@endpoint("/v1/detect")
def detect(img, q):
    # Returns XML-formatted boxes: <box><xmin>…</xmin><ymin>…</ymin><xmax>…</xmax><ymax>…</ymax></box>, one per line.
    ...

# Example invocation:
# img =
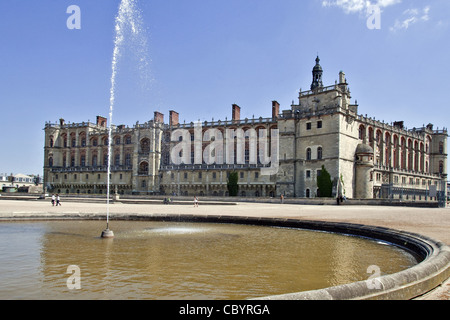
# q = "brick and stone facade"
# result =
<box><xmin>43</xmin><ymin>57</ymin><xmax>448</xmax><ymax>200</ymax></box>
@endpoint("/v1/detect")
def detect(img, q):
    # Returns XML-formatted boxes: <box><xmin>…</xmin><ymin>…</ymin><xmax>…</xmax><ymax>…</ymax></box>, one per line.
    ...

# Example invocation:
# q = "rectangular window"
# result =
<box><xmin>240</xmin><ymin>172</ymin><xmax>244</xmax><ymax>179</ymax></box>
<box><xmin>255</xmin><ymin>172</ymin><xmax>259</xmax><ymax>179</ymax></box>
<box><xmin>212</xmin><ymin>172</ymin><xmax>217</xmax><ymax>179</ymax></box>
<box><xmin>317</xmin><ymin>121</ymin><xmax>322</xmax><ymax>129</ymax></box>
<box><xmin>306</xmin><ymin>122</ymin><xmax>312</xmax><ymax>130</ymax></box>
<box><xmin>306</xmin><ymin>170</ymin><xmax>311</xmax><ymax>178</ymax></box>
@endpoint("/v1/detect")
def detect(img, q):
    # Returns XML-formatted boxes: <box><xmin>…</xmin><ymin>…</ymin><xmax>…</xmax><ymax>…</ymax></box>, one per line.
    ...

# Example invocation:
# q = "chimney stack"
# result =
<box><xmin>169</xmin><ymin>110</ymin><xmax>179</xmax><ymax>126</ymax></box>
<box><xmin>96</xmin><ymin>116</ymin><xmax>107</xmax><ymax>128</ymax></box>
<box><xmin>272</xmin><ymin>101</ymin><xmax>280</xmax><ymax>119</ymax></box>
<box><xmin>154</xmin><ymin>111</ymin><xmax>164</xmax><ymax>123</ymax></box>
<box><xmin>232</xmin><ymin>104</ymin><xmax>240</xmax><ymax>122</ymax></box>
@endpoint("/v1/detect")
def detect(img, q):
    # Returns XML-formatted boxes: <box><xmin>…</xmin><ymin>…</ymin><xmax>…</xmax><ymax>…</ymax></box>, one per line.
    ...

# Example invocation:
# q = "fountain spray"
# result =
<box><xmin>102</xmin><ymin>0</ymin><xmax>144</xmax><ymax>238</ymax></box>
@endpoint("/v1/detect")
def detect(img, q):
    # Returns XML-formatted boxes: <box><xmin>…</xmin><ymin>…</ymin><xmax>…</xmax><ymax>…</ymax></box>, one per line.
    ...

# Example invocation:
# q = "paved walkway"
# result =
<box><xmin>0</xmin><ymin>199</ymin><xmax>448</xmax><ymax>299</ymax></box>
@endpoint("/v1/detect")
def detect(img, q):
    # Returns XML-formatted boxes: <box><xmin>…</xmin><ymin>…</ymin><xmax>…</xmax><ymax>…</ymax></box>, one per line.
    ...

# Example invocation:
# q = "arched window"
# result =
<box><xmin>439</xmin><ymin>161</ymin><xmax>444</xmax><ymax>174</ymax></box>
<box><xmin>306</xmin><ymin>189</ymin><xmax>310</xmax><ymax>198</ymax></box>
<box><xmin>80</xmin><ymin>155</ymin><xmax>86</xmax><ymax>167</ymax></box>
<box><xmin>140</xmin><ymin>138</ymin><xmax>150</xmax><ymax>154</ymax></box>
<box><xmin>92</xmin><ymin>155</ymin><xmax>98</xmax><ymax>167</ymax></box>
<box><xmin>401</xmin><ymin>138</ymin><xmax>406</xmax><ymax>169</ymax></box>
<box><xmin>358</xmin><ymin>125</ymin><xmax>366</xmax><ymax>140</ymax></box>
<box><xmin>306</xmin><ymin>148</ymin><xmax>312</xmax><ymax>160</ymax></box>
<box><xmin>49</xmin><ymin>138</ymin><xmax>54</xmax><ymax>148</ymax></box>
<box><xmin>125</xmin><ymin>153</ymin><xmax>131</xmax><ymax>166</ymax></box>
<box><xmin>439</xmin><ymin>142</ymin><xmax>444</xmax><ymax>154</ymax></box>
<box><xmin>114</xmin><ymin>154</ymin><xmax>120</xmax><ymax>166</ymax></box>
<box><xmin>139</xmin><ymin>161</ymin><xmax>149</xmax><ymax>175</ymax></box>
<box><xmin>317</xmin><ymin>147</ymin><xmax>323</xmax><ymax>160</ymax></box>
<box><xmin>408</xmin><ymin>139</ymin><xmax>413</xmax><ymax>169</ymax></box>
<box><xmin>368</xmin><ymin>127</ymin><xmax>374</xmax><ymax>143</ymax></box>
<box><xmin>48</xmin><ymin>157</ymin><xmax>53</xmax><ymax>167</ymax></box>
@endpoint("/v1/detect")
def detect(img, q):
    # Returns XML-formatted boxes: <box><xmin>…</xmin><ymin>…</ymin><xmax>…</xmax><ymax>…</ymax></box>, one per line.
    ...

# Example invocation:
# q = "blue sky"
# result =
<box><xmin>0</xmin><ymin>0</ymin><xmax>449</xmax><ymax>175</ymax></box>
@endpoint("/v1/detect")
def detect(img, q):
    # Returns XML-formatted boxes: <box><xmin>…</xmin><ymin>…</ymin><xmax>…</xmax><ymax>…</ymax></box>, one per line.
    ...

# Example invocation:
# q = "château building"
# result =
<box><xmin>43</xmin><ymin>57</ymin><xmax>448</xmax><ymax>201</ymax></box>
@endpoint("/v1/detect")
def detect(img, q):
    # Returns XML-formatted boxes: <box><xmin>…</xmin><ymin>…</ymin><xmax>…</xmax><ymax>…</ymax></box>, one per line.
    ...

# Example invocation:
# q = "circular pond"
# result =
<box><xmin>0</xmin><ymin>219</ymin><xmax>419</xmax><ymax>299</ymax></box>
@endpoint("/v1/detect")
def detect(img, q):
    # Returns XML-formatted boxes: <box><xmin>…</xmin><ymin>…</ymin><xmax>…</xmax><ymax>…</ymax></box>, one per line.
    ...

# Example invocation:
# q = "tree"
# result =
<box><xmin>227</xmin><ymin>172</ymin><xmax>239</xmax><ymax>196</ymax></box>
<box><xmin>317</xmin><ymin>165</ymin><xmax>332</xmax><ymax>197</ymax></box>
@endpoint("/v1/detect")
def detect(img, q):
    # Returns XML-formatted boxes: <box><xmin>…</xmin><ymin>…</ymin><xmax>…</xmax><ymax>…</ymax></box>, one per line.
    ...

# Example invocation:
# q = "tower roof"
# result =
<box><xmin>356</xmin><ymin>143</ymin><xmax>374</xmax><ymax>154</ymax></box>
<box><xmin>311</xmin><ymin>56</ymin><xmax>324</xmax><ymax>90</ymax></box>
<box><xmin>313</xmin><ymin>56</ymin><xmax>323</xmax><ymax>72</ymax></box>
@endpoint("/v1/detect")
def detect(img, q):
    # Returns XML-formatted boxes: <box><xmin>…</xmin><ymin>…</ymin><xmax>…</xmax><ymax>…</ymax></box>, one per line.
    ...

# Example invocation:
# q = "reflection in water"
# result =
<box><xmin>0</xmin><ymin>221</ymin><xmax>417</xmax><ymax>300</ymax></box>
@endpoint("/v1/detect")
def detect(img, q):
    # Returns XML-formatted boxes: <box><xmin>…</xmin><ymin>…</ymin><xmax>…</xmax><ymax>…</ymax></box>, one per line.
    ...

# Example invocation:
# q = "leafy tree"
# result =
<box><xmin>227</xmin><ymin>171</ymin><xmax>239</xmax><ymax>196</ymax></box>
<box><xmin>317</xmin><ymin>165</ymin><xmax>332</xmax><ymax>197</ymax></box>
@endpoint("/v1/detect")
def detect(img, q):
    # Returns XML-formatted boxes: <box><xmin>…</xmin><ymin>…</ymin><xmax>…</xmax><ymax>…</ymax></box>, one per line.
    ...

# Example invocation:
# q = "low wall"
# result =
<box><xmin>0</xmin><ymin>193</ymin><xmax>441</xmax><ymax>208</ymax></box>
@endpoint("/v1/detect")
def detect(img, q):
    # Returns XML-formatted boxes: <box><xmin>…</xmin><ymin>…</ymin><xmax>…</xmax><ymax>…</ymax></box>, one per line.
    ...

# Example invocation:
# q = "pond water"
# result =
<box><xmin>0</xmin><ymin>220</ymin><xmax>418</xmax><ymax>300</ymax></box>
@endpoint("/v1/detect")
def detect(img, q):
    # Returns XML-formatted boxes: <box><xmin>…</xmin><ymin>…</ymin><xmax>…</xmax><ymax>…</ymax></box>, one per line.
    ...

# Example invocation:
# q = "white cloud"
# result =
<box><xmin>321</xmin><ymin>0</ymin><xmax>401</xmax><ymax>15</ymax></box>
<box><xmin>390</xmin><ymin>6</ymin><xmax>431</xmax><ymax>32</ymax></box>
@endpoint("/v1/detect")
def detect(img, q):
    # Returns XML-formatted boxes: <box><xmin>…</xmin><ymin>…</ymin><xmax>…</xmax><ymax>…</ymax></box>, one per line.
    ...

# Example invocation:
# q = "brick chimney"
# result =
<box><xmin>169</xmin><ymin>110</ymin><xmax>179</xmax><ymax>126</ymax></box>
<box><xmin>154</xmin><ymin>111</ymin><xmax>164</xmax><ymax>123</ymax></box>
<box><xmin>232</xmin><ymin>104</ymin><xmax>240</xmax><ymax>122</ymax></box>
<box><xmin>96</xmin><ymin>116</ymin><xmax>107</xmax><ymax>128</ymax></box>
<box><xmin>272</xmin><ymin>101</ymin><xmax>280</xmax><ymax>119</ymax></box>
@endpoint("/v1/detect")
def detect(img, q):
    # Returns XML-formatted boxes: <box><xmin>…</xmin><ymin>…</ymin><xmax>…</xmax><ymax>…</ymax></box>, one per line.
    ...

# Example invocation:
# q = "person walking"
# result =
<box><xmin>56</xmin><ymin>194</ymin><xmax>61</xmax><ymax>206</ymax></box>
<box><xmin>194</xmin><ymin>196</ymin><xmax>199</xmax><ymax>207</ymax></box>
<box><xmin>51</xmin><ymin>194</ymin><xmax>55</xmax><ymax>206</ymax></box>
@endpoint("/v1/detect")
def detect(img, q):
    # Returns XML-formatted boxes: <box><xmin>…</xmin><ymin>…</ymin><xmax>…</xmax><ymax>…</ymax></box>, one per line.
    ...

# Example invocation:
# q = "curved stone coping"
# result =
<box><xmin>2</xmin><ymin>213</ymin><xmax>449</xmax><ymax>300</ymax></box>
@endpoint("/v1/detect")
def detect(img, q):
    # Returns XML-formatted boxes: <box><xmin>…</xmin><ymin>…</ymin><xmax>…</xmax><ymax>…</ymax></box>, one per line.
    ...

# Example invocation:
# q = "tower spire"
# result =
<box><xmin>311</xmin><ymin>55</ymin><xmax>324</xmax><ymax>91</ymax></box>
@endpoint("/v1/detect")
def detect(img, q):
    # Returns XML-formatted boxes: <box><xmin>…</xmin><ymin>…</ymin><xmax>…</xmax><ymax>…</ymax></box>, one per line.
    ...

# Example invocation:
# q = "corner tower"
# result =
<box><xmin>355</xmin><ymin>142</ymin><xmax>374</xmax><ymax>199</ymax></box>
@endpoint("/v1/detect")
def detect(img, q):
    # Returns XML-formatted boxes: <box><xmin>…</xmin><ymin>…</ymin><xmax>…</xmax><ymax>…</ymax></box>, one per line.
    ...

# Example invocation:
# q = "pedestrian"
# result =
<box><xmin>51</xmin><ymin>194</ymin><xmax>55</xmax><ymax>206</ymax></box>
<box><xmin>56</xmin><ymin>194</ymin><xmax>61</xmax><ymax>206</ymax></box>
<box><xmin>194</xmin><ymin>196</ymin><xmax>198</xmax><ymax>207</ymax></box>
<box><xmin>280</xmin><ymin>194</ymin><xmax>284</xmax><ymax>204</ymax></box>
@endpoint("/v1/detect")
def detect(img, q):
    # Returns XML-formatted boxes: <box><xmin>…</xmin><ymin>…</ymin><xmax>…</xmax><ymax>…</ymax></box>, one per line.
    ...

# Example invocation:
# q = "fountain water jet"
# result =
<box><xmin>102</xmin><ymin>0</ymin><xmax>148</xmax><ymax>238</ymax></box>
